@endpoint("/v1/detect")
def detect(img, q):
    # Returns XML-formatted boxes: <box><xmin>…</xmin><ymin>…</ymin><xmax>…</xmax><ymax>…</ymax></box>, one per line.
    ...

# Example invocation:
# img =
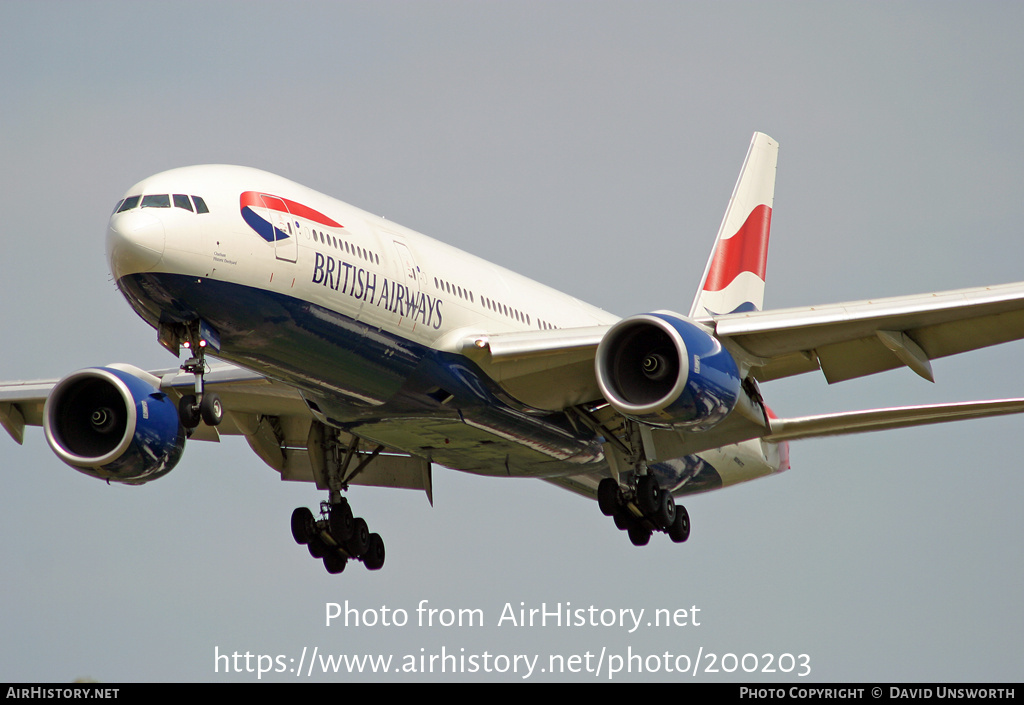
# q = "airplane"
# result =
<box><xmin>5</xmin><ymin>131</ymin><xmax>1024</xmax><ymax>576</ymax></box>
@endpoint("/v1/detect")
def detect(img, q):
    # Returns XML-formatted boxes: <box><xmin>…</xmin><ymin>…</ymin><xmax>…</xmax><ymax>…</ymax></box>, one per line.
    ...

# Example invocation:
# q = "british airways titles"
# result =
<box><xmin>311</xmin><ymin>251</ymin><xmax>444</xmax><ymax>329</ymax></box>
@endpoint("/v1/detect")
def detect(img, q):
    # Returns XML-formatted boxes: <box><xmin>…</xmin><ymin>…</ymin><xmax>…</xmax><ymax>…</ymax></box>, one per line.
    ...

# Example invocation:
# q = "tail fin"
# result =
<box><xmin>689</xmin><ymin>132</ymin><xmax>778</xmax><ymax>317</ymax></box>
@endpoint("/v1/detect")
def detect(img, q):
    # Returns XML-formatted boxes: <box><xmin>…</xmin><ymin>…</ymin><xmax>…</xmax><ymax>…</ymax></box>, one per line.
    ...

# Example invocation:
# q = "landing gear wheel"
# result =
<box><xmin>668</xmin><ymin>505</ymin><xmax>690</xmax><ymax>543</ymax></box>
<box><xmin>654</xmin><ymin>490</ymin><xmax>676</xmax><ymax>530</ymax></box>
<box><xmin>346</xmin><ymin>517</ymin><xmax>370</xmax><ymax>558</ymax></box>
<box><xmin>323</xmin><ymin>551</ymin><xmax>347</xmax><ymax>574</ymax></box>
<box><xmin>308</xmin><ymin>537</ymin><xmax>329</xmax><ymax>559</ymax></box>
<box><xmin>627</xmin><ymin>523</ymin><xmax>652</xmax><ymax>546</ymax></box>
<box><xmin>328</xmin><ymin>500</ymin><xmax>354</xmax><ymax>541</ymax></box>
<box><xmin>636</xmin><ymin>475</ymin><xmax>660</xmax><ymax>514</ymax></box>
<box><xmin>364</xmin><ymin>533</ymin><xmax>386</xmax><ymax>570</ymax></box>
<box><xmin>178</xmin><ymin>395</ymin><xmax>200</xmax><ymax>429</ymax></box>
<box><xmin>598</xmin><ymin>478</ymin><xmax>620</xmax><ymax>516</ymax></box>
<box><xmin>613</xmin><ymin>509</ymin><xmax>632</xmax><ymax>531</ymax></box>
<box><xmin>199</xmin><ymin>392</ymin><xmax>223</xmax><ymax>426</ymax></box>
<box><xmin>290</xmin><ymin>507</ymin><xmax>316</xmax><ymax>545</ymax></box>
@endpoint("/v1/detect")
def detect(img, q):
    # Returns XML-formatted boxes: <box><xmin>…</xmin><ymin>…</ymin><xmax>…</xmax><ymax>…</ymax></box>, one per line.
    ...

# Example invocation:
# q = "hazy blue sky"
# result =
<box><xmin>1</xmin><ymin>1</ymin><xmax>1022</xmax><ymax>682</ymax></box>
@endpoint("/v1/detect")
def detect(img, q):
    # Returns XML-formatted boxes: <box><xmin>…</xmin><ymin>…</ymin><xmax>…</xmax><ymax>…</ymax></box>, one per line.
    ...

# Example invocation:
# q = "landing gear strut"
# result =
<box><xmin>598</xmin><ymin>475</ymin><xmax>690</xmax><ymax>547</ymax></box>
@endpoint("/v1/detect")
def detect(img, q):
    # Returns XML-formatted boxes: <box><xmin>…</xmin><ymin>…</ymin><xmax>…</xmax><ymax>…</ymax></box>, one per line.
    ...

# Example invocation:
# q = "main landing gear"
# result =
<box><xmin>598</xmin><ymin>475</ymin><xmax>690</xmax><ymax>547</ymax></box>
<box><xmin>290</xmin><ymin>500</ymin><xmax>385</xmax><ymax>574</ymax></box>
<box><xmin>290</xmin><ymin>434</ymin><xmax>387</xmax><ymax>575</ymax></box>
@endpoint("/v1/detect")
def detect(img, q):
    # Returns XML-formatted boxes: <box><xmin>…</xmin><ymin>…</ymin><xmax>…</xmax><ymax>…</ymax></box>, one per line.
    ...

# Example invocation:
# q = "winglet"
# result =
<box><xmin>690</xmin><ymin>132</ymin><xmax>778</xmax><ymax>317</ymax></box>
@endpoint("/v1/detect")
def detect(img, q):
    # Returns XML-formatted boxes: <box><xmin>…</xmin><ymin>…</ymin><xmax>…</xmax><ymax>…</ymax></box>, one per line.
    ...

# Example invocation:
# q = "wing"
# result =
<box><xmin>455</xmin><ymin>326</ymin><xmax>608</xmax><ymax>410</ymax></box>
<box><xmin>0</xmin><ymin>363</ymin><xmax>432</xmax><ymax>497</ymax></box>
<box><xmin>460</xmin><ymin>279</ymin><xmax>1024</xmax><ymax>411</ymax></box>
<box><xmin>452</xmin><ymin>277</ymin><xmax>1024</xmax><ymax>463</ymax></box>
<box><xmin>458</xmin><ymin>132</ymin><xmax>1024</xmax><ymax>403</ymax></box>
<box><xmin>705</xmin><ymin>279</ymin><xmax>1024</xmax><ymax>383</ymax></box>
<box><xmin>0</xmin><ymin>362</ymin><xmax>311</xmax><ymax>443</ymax></box>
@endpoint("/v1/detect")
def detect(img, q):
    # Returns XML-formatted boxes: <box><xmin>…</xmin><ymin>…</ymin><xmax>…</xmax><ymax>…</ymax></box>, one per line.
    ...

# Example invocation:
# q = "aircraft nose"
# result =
<box><xmin>107</xmin><ymin>210</ymin><xmax>165</xmax><ymax>278</ymax></box>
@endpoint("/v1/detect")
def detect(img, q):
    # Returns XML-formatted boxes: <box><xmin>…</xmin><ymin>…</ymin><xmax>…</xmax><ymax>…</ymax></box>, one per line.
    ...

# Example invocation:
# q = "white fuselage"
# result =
<box><xmin>107</xmin><ymin>165</ymin><xmax>785</xmax><ymax>495</ymax></box>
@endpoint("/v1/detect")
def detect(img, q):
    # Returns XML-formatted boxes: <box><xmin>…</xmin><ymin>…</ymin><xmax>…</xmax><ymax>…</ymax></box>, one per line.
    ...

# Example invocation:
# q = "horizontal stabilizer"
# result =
<box><xmin>765</xmin><ymin>397</ymin><xmax>1024</xmax><ymax>442</ymax></box>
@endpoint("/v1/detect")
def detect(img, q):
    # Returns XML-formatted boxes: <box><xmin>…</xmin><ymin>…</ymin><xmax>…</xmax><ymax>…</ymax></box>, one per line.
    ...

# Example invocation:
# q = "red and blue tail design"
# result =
<box><xmin>690</xmin><ymin>133</ymin><xmax>778</xmax><ymax>317</ymax></box>
<box><xmin>240</xmin><ymin>190</ymin><xmax>342</xmax><ymax>243</ymax></box>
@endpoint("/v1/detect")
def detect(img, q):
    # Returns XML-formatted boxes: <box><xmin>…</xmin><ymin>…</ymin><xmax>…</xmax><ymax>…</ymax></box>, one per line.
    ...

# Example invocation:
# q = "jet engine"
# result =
<box><xmin>595</xmin><ymin>313</ymin><xmax>741</xmax><ymax>429</ymax></box>
<box><xmin>43</xmin><ymin>366</ymin><xmax>186</xmax><ymax>484</ymax></box>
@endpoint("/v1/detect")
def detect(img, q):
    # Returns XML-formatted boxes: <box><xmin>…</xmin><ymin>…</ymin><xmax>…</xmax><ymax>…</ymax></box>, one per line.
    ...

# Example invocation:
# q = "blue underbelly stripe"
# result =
<box><xmin>116</xmin><ymin>272</ymin><xmax>721</xmax><ymax>491</ymax></box>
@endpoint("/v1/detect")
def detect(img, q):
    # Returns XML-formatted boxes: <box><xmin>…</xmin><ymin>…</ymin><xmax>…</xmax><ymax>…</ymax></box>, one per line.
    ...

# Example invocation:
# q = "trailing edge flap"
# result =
<box><xmin>765</xmin><ymin>397</ymin><xmax>1024</xmax><ymax>442</ymax></box>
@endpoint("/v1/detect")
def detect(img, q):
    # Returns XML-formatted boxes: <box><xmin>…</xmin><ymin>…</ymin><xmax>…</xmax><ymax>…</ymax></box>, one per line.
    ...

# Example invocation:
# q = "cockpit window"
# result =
<box><xmin>141</xmin><ymin>194</ymin><xmax>171</xmax><ymax>208</ymax></box>
<box><xmin>114</xmin><ymin>193</ymin><xmax>207</xmax><ymax>214</ymax></box>
<box><xmin>116</xmin><ymin>195</ymin><xmax>141</xmax><ymax>213</ymax></box>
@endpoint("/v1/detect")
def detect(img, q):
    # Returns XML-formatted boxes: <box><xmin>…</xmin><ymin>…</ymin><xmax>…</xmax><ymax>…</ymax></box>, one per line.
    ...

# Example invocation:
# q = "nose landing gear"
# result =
<box><xmin>170</xmin><ymin>320</ymin><xmax>223</xmax><ymax>430</ymax></box>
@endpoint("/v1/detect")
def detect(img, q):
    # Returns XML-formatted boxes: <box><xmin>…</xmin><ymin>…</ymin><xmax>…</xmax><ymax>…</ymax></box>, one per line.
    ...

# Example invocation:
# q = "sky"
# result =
<box><xmin>1</xmin><ymin>1</ymin><xmax>1022</xmax><ymax>683</ymax></box>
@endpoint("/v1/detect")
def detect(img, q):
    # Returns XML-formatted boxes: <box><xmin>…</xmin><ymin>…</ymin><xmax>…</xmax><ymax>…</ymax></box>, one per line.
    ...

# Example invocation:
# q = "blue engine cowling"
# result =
<box><xmin>595</xmin><ymin>313</ymin><xmax>741</xmax><ymax>429</ymax></box>
<box><xmin>43</xmin><ymin>367</ymin><xmax>186</xmax><ymax>484</ymax></box>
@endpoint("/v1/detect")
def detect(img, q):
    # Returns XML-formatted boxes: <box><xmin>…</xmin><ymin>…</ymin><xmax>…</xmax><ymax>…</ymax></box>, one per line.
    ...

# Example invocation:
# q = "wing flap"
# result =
<box><xmin>0</xmin><ymin>403</ymin><xmax>26</xmax><ymax>445</ymax></box>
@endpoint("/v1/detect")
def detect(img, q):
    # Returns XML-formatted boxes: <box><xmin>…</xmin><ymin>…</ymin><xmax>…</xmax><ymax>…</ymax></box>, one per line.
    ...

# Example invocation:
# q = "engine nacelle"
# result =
<box><xmin>43</xmin><ymin>366</ymin><xmax>186</xmax><ymax>484</ymax></box>
<box><xmin>595</xmin><ymin>312</ymin><xmax>741</xmax><ymax>429</ymax></box>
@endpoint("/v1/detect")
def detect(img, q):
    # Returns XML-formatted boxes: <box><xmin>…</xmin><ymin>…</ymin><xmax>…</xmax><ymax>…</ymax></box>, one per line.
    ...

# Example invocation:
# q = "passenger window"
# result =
<box><xmin>141</xmin><ymin>194</ymin><xmax>171</xmax><ymax>208</ymax></box>
<box><xmin>173</xmin><ymin>194</ymin><xmax>193</xmax><ymax>211</ymax></box>
<box><xmin>116</xmin><ymin>196</ymin><xmax>141</xmax><ymax>213</ymax></box>
<box><xmin>192</xmin><ymin>196</ymin><xmax>209</xmax><ymax>214</ymax></box>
